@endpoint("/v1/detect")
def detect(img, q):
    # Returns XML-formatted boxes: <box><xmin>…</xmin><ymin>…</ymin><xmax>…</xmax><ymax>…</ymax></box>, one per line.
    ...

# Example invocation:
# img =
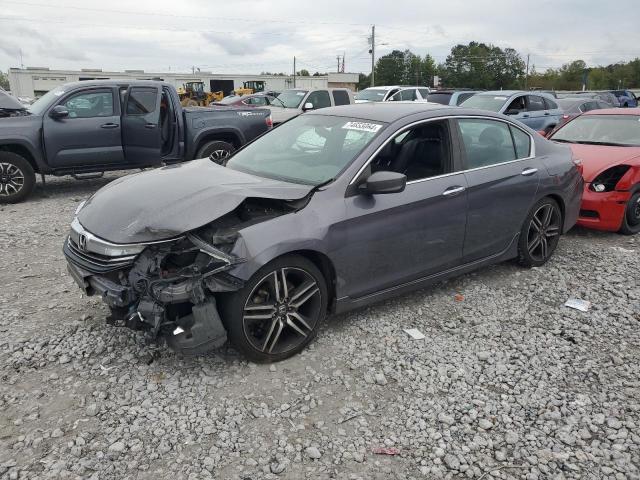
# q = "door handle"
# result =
<box><xmin>521</xmin><ymin>167</ymin><xmax>538</xmax><ymax>176</ymax></box>
<box><xmin>442</xmin><ymin>186</ymin><xmax>466</xmax><ymax>197</ymax></box>
<box><xmin>100</xmin><ymin>123</ymin><xmax>119</xmax><ymax>129</ymax></box>
<box><xmin>522</xmin><ymin>114</ymin><xmax>530</xmax><ymax>118</ymax></box>
<box><xmin>145</xmin><ymin>123</ymin><xmax>157</xmax><ymax>129</ymax></box>
<box><xmin>544</xmin><ymin>112</ymin><xmax>550</xmax><ymax>116</ymax></box>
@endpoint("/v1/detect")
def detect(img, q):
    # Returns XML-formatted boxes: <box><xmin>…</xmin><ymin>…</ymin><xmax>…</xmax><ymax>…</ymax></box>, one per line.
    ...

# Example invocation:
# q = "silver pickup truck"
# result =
<box><xmin>268</xmin><ymin>88</ymin><xmax>354</xmax><ymax>125</ymax></box>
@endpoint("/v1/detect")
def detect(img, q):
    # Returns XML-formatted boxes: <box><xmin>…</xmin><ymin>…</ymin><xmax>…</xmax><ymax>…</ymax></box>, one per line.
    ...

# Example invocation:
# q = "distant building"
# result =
<box><xmin>8</xmin><ymin>67</ymin><xmax>360</xmax><ymax>98</ymax></box>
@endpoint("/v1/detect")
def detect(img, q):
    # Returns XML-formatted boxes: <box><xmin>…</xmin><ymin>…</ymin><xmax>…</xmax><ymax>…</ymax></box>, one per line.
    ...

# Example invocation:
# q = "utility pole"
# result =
<box><xmin>337</xmin><ymin>55</ymin><xmax>341</xmax><ymax>73</ymax></box>
<box><xmin>524</xmin><ymin>54</ymin><xmax>530</xmax><ymax>90</ymax></box>
<box><xmin>293</xmin><ymin>56</ymin><xmax>296</xmax><ymax>88</ymax></box>
<box><xmin>342</xmin><ymin>51</ymin><xmax>345</xmax><ymax>73</ymax></box>
<box><xmin>369</xmin><ymin>25</ymin><xmax>375</xmax><ymax>87</ymax></box>
<box><xmin>19</xmin><ymin>49</ymin><xmax>24</xmax><ymax>69</ymax></box>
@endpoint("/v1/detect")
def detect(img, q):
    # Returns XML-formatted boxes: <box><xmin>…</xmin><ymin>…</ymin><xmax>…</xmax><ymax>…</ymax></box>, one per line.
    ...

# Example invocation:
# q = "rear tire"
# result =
<box><xmin>0</xmin><ymin>151</ymin><xmax>36</xmax><ymax>204</ymax></box>
<box><xmin>517</xmin><ymin>197</ymin><xmax>562</xmax><ymax>267</ymax></box>
<box><xmin>196</xmin><ymin>140</ymin><xmax>236</xmax><ymax>162</ymax></box>
<box><xmin>619</xmin><ymin>188</ymin><xmax>640</xmax><ymax>235</ymax></box>
<box><xmin>219</xmin><ymin>255</ymin><xmax>328</xmax><ymax>363</ymax></box>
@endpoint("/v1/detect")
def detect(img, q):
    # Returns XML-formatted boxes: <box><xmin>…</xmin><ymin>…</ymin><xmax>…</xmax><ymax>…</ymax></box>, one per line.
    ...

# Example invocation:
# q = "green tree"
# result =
<box><xmin>440</xmin><ymin>42</ymin><xmax>525</xmax><ymax>89</ymax></box>
<box><xmin>0</xmin><ymin>71</ymin><xmax>9</xmax><ymax>91</ymax></box>
<box><xmin>356</xmin><ymin>73</ymin><xmax>370</xmax><ymax>91</ymax></box>
<box><xmin>297</xmin><ymin>69</ymin><xmax>310</xmax><ymax>76</ymax></box>
<box><xmin>373</xmin><ymin>50</ymin><xmax>436</xmax><ymax>86</ymax></box>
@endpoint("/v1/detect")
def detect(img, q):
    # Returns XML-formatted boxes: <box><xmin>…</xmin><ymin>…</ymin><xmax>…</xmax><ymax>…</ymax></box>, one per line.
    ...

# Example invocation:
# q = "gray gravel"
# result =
<box><xmin>1</xmin><ymin>173</ymin><xmax>639</xmax><ymax>480</ymax></box>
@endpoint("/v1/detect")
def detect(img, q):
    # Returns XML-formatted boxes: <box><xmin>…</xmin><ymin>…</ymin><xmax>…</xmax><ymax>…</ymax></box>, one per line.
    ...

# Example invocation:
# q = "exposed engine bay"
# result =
<box><xmin>65</xmin><ymin>197</ymin><xmax>302</xmax><ymax>354</ymax></box>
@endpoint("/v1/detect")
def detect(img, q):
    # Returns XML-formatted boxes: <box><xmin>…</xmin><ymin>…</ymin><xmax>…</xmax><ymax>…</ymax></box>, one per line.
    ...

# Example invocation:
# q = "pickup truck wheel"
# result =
<box><xmin>197</xmin><ymin>140</ymin><xmax>236</xmax><ymax>162</ymax></box>
<box><xmin>0</xmin><ymin>151</ymin><xmax>36</xmax><ymax>204</ymax></box>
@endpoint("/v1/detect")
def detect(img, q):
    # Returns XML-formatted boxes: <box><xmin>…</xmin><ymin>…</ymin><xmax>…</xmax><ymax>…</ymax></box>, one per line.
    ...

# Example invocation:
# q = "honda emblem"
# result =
<box><xmin>78</xmin><ymin>234</ymin><xmax>88</xmax><ymax>252</ymax></box>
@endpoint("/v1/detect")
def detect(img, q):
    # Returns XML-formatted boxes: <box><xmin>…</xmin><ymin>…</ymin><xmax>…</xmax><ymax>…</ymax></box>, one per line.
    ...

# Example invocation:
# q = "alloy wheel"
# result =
<box><xmin>630</xmin><ymin>196</ymin><xmax>640</xmax><ymax>226</ymax></box>
<box><xmin>526</xmin><ymin>203</ymin><xmax>561</xmax><ymax>262</ymax></box>
<box><xmin>209</xmin><ymin>149</ymin><xmax>230</xmax><ymax>161</ymax></box>
<box><xmin>242</xmin><ymin>267</ymin><xmax>322</xmax><ymax>355</ymax></box>
<box><xmin>0</xmin><ymin>162</ymin><xmax>25</xmax><ymax>197</ymax></box>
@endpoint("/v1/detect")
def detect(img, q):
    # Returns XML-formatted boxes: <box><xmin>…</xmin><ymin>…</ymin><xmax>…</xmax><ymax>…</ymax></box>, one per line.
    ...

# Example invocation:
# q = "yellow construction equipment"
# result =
<box><xmin>231</xmin><ymin>80</ymin><xmax>266</xmax><ymax>97</ymax></box>
<box><xmin>177</xmin><ymin>81</ymin><xmax>223</xmax><ymax>107</ymax></box>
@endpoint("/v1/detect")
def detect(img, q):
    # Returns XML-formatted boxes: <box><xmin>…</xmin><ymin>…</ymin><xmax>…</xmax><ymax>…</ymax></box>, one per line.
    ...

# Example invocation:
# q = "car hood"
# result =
<box><xmin>267</xmin><ymin>106</ymin><xmax>300</xmax><ymax>123</ymax></box>
<box><xmin>566</xmin><ymin>144</ymin><xmax>640</xmax><ymax>181</ymax></box>
<box><xmin>77</xmin><ymin>159</ymin><xmax>314</xmax><ymax>244</ymax></box>
<box><xmin>0</xmin><ymin>90</ymin><xmax>26</xmax><ymax>110</ymax></box>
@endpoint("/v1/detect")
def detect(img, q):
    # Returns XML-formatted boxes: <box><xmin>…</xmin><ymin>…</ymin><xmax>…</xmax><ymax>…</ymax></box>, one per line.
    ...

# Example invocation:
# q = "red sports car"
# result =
<box><xmin>548</xmin><ymin>108</ymin><xmax>640</xmax><ymax>234</ymax></box>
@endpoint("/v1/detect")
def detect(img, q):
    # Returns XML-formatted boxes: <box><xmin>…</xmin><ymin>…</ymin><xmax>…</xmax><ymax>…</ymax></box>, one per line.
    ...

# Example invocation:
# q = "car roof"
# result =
<box><xmin>583</xmin><ymin>107</ymin><xmax>640</xmax><ymax>116</ymax></box>
<box><xmin>57</xmin><ymin>79</ymin><xmax>172</xmax><ymax>90</ymax></box>
<box><xmin>476</xmin><ymin>90</ymin><xmax>558</xmax><ymax>100</ymax></box>
<box><xmin>305</xmin><ymin>102</ymin><xmax>511</xmax><ymax>123</ymax></box>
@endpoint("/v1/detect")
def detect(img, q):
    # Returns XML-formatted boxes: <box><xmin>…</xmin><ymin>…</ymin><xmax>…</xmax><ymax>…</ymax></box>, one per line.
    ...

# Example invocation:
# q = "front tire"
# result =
<box><xmin>196</xmin><ymin>140</ymin><xmax>236</xmax><ymax>162</ymax></box>
<box><xmin>619</xmin><ymin>189</ymin><xmax>640</xmax><ymax>235</ymax></box>
<box><xmin>0</xmin><ymin>151</ymin><xmax>36</xmax><ymax>204</ymax></box>
<box><xmin>517</xmin><ymin>197</ymin><xmax>562</xmax><ymax>267</ymax></box>
<box><xmin>219</xmin><ymin>255</ymin><xmax>328</xmax><ymax>362</ymax></box>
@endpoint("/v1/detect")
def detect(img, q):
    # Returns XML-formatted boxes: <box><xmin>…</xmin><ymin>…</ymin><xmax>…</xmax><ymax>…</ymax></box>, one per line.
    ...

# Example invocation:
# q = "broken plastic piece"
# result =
<box><xmin>454</xmin><ymin>293</ymin><xmax>464</xmax><ymax>302</ymax></box>
<box><xmin>173</xmin><ymin>326</ymin><xmax>185</xmax><ymax>335</ymax></box>
<box><xmin>564</xmin><ymin>298</ymin><xmax>591</xmax><ymax>312</ymax></box>
<box><xmin>372</xmin><ymin>447</ymin><xmax>400</xmax><ymax>455</ymax></box>
<box><xmin>404</xmin><ymin>328</ymin><xmax>425</xmax><ymax>340</ymax></box>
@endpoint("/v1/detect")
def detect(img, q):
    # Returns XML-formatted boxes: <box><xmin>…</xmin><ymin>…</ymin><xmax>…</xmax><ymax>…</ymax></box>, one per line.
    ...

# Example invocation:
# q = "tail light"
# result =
<box><xmin>562</xmin><ymin>114</ymin><xmax>570</xmax><ymax>119</ymax></box>
<box><xmin>265</xmin><ymin>115</ymin><xmax>273</xmax><ymax>128</ymax></box>
<box><xmin>572</xmin><ymin>158</ymin><xmax>584</xmax><ymax>175</ymax></box>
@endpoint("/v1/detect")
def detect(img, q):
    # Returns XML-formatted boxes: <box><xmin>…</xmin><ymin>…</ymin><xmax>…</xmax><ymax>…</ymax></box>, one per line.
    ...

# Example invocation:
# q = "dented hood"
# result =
<box><xmin>78</xmin><ymin>159</ymin><xmax>313</xmax><ymax>244</ymax></box>
<box><xmin>568</xmin><ymin>144</ymin><xmax>640</xmax><ymax>181</ymax></box>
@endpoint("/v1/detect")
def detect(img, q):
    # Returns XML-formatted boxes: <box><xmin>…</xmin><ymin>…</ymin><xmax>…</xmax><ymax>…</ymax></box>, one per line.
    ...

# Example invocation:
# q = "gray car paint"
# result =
<box><xmin>0</xmin><ymin>80</ymin><xmax>270</xmax><ymax>176</ymax></box>
<box><xmin>71</xmin><ymin>103</ymin><xmax>583</xmax><ymax>318</ymax></box>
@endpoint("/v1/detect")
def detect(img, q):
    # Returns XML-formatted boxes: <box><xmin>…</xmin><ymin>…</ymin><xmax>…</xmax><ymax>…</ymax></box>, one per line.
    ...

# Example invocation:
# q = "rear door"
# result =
<box><xmin>455</xmin><ymin>118</ymin><xmax>539</xmax><ymax>262</ymax></box>
<box><xmin>121</xmin><ymin>85</ymin><xmax>162</xmax><ymax>166</ymax></box>
<box><xmin>43</xmin><ymin>87</ymin><xmax>125</xmax><ymax>168</ymax></box>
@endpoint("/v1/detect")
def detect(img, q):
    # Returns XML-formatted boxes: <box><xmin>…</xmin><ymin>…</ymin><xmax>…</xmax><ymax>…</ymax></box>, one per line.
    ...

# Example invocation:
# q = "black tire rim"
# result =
<box><xmin>242</xmin><ymin>267</ymin><xmax>321</xmax><ymax>355</ymax></box>
<box><xmin>527</xmin><ymin>203</ymin><xmax>561</xmax><ymax>262</ymax></box>
<box><xmin>209</xmin><ymin>149</ymin><xmax>231</xmax><ymax>161</ymax></box>
<box><xmin>628</xmin><ymin>195</ymin><xmax>640</xmax><ymax>226</ymax></box>
<box><xmin>0</xmin><ymin>162</ymin><xmax>25</xmax><ymax>197</ymax></box>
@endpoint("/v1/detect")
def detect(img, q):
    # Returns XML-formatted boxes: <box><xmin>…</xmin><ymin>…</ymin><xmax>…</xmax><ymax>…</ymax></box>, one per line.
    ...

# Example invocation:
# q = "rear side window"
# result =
<box><xmin>126</xmin><ymin>87</ymin><xmax>157</xmax><ymax>115</ymax></box>
<box><xmin>332</xmin><ymin>90</ymin><xmax>350</xmax><ymax>106</ymax></box>
<box><xmin>457</xmin><ymin>118</ymin><xmax>517</xmax><ymax>169</ymax></box>
<box><xmin>527</xmin><ymin>95</ymin><xmax>546</xmax><ymax>111</ymax></box>
<box><xmin>306</xmin><ymin>90</ymin><xmax>331</xmax><ymax>109</ymax></box>
<box><xmin>544</xmin><ymin>97</ymin><xmax>558</xmax><ymax>110</ymax></box>
<box><xmin>418</xmin><ymin>88</ymin><xmax>430</xmax><ymax>98</ymax></box>
<box><xmin>510</xmin><ymin>125</ymin><xmax>531</xmax><ymax>158</ymax></box>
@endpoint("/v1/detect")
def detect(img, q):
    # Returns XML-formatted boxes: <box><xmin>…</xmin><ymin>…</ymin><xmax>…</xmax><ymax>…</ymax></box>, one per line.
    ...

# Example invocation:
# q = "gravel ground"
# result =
<box><xmin>1</xmin><ymin>173</ymin><xmax>639</xmax><ymax>480</ymax></box>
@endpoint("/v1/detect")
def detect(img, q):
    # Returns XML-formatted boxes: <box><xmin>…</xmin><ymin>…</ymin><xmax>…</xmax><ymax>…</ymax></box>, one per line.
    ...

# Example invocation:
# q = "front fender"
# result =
<box><xmin>0</xmin><ymin>136</ymin><xmax>47</xmax><ymax>172</ymax></box>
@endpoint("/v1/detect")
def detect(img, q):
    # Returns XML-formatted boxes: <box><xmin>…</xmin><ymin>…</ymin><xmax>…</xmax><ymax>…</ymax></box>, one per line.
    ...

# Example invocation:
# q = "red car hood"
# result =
<box><xmin>567</xmin><ymin>144</ymin><xmax>640</xmax><ymax>181</ymax></box>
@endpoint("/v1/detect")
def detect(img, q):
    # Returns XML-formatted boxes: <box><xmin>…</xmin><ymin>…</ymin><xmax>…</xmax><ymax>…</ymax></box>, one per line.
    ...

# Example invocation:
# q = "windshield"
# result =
<box><xmin>460</xmin><ymin>94</ymin><xmax>509</xmax><ymax>112</ymax></box>
<box><xmin>218</xmin><ymin>95</ymin><xmax>242</xmax><ymax>104</ymax></box>
<box><xmin>354</xmin><ymin>89</ymin><xmax>388</xmax><ymax>102</ymax></box>
<box><xmin>426</xmin><ymin>93</ymin><xmax>453</xmax><ymax>105</ymax></box>
<box><xmin>550</xmin><ymin>115</ymin><xmax>640</xmax><ymax>146</ymax></box>
<box><xmin>226</xmin><ymin>114</ymin><xmax>385</xmax><ymax>185</ymax></box>
<box><xmin>274</xmin><ymin>90</ymin><xmax>307</xmax><ymax>108</ymax></box>
<box><xmin>27</xmin><ymin>87</ymin><xmax>66</xmax><ymax>115</ymax></box>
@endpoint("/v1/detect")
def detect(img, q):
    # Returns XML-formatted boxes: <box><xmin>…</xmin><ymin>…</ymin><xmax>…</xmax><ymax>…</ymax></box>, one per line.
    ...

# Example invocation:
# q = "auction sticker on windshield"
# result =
<box><xmin>342</xmin><ymin>121</ymin><xmax>383</xmax><ymax>133</ymax></box>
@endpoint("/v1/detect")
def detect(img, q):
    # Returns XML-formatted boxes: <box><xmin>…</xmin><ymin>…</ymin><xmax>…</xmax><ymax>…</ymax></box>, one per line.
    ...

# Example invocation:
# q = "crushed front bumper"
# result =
<box><xmin>577</xmin><ymin>186</ymin><xmax>630</xmax><ymax>232</ymax></box>
<box><xmin>64</xmin><ymin>229</ymin><xmax>244</xmax><ymax>355</ymax></box>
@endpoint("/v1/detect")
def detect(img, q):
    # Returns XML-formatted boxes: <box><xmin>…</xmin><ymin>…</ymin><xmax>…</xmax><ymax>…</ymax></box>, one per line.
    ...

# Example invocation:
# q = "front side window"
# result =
<box><xmin>505</xmin><ymin>96</ymin><xmax>526</xmax><ymax>113</ymax></box>
<box><xmin>544</xmin><ymin>97</ymin><xmax>558</xmax><ymax>110</ymax></box>
<box><xmin>126</xmin><ymin>87</ymin><xmax>157</xmax><ymax>115</ymax></box>
<box><xmin>226</xmin><ymin>115</ymin><xmax>384</xmax><ymax>185</ymax></box>
<box><xmin>306</xmin><ymin>91</ymin><xmax>331</xmax><ymax>109</ymax></box>
<box><xmin>63</xmin><ymin>90</ymin><xmax>114</xmax><ymax>118</ymax></box>
<box><xmin>354</xmin><ymin>88</ymin><xmax>387</xmax><ymax>102</ymax></box>
<box><xmin>400</xmin><ymin>89</ymin><xmax>417</xmax><ymax>101</ymax></box>
<box><xmin>368</xmin><ymin>120</ymin><xmax>451</xmax><ymax>182</ymax></box>
<box><xmin>458</xmin><ymin>119</ymin><xmax>518</xmax><ymax>169</ymax></box>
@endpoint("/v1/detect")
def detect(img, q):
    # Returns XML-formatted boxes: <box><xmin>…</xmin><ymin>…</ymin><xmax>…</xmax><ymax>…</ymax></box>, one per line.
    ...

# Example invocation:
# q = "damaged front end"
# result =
<box><xmin>64</xmin><ymin>197</ymin><xmax>300</xmax><ymax>354</ymax></box>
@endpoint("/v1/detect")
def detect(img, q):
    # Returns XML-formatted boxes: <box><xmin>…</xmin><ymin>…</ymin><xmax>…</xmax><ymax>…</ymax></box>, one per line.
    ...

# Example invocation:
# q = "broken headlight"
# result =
<box><xmin>589</xmin><ymin>165</ymin><xmax>630</xmax><ymax>192</ymax></box>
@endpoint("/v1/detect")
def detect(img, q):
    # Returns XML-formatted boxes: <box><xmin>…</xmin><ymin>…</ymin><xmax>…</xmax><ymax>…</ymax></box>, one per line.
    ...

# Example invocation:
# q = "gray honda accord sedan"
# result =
<box><xmin>64</xmin><ymin>103</ymin><xmax>583</xmax><ymax>362</ymax></box>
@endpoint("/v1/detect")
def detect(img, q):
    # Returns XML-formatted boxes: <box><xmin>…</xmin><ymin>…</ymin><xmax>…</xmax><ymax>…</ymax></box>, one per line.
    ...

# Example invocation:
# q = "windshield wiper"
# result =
<box><xmin>574</xmin><ymin>140</ymin><xmax>633</xmax><ymax>147</ymax></box>
<box><xmin>550</xmin><ymin>138</ymin><xmax>572</xmax><ymax>143</ymax></box>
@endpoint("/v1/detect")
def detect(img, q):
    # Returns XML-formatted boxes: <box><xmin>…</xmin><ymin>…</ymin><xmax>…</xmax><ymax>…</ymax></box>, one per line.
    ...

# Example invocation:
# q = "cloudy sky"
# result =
<box><xmin>1</xmin><ymin>0</ymin><xmax>639</xmax><ymax>75</ymax></box>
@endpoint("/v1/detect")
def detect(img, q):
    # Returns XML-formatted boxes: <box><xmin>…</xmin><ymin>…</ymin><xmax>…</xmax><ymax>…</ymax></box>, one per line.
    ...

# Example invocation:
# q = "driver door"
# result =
<box><xmin>334</xmin><ymin>119</ymin><xmax>468</xmax><ymax>299</ymax></box>
<box><xmin>43</xmin><ymin>87</ymin><xmax>125</xmax><ymax>168</ymax></box>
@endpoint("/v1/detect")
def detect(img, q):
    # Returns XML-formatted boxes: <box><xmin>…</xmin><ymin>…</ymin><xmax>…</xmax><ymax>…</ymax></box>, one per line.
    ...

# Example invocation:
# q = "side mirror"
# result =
<box><xmin>303</xmin><ymin>102</ymin><xmax>314</xmax><ymax>111</ymax></box>
<box><xmin>504</xmin><ymin>109</ymin><xmax>520</xmax><ymax>116</ymax></box>
<box><xmin>359</xmin><ymin>171</ymin><xmax>407</xmax><ymax>195</ymax></box>
<box><xmin>49</xmin><ymin>105</ymin><xmax>69</xmax><ymax>119</ymax></box>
